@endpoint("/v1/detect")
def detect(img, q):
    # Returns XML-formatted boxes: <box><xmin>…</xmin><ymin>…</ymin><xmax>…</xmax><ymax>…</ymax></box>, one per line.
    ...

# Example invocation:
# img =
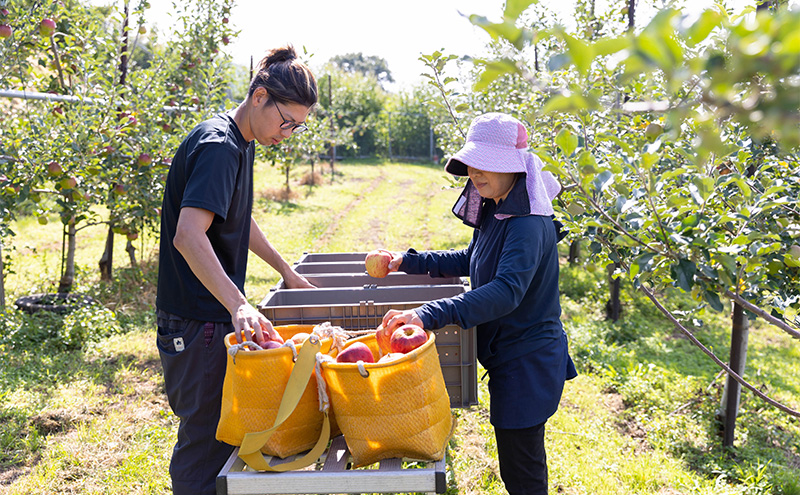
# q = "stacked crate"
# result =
<box><xmin>258</xmin><ymin>252</ymin><xmax>478</xmax><ymax>408</ymax></box>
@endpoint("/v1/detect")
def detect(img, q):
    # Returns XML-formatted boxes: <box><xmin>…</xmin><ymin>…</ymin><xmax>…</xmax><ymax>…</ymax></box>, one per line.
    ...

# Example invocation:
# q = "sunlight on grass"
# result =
<box><xmin>2</xmin><ymin>160</ymin><xmax>798</xmax><ymax>495</ymax></box>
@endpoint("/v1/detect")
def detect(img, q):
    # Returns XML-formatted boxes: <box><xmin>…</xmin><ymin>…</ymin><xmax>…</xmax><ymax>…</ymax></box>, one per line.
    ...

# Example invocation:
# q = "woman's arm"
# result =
<box><xmin>414</xmin><ymin>217</ymin><xmax>546</xmax><ymax>330</ymax></box>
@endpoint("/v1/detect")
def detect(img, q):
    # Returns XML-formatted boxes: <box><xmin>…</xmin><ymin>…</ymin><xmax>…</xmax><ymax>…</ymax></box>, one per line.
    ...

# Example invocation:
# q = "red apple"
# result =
<box><xmin>222</xmin><ymin>17</ymin><xmax>229</xmax><ymax>24</ymax></box>
<box><xmin>260</xmin><ymin>340</ymin><xmax>282</xmax><ymax>350</ymax></box>
<box><xmin>336</xmin><ymin>342</ymin><xmax>374</xmax><ymax>363</ymax></box>
<box><xmin>61</xmin><ymin>176</ymin><xmax>77</xmax><ymax>189</ymax></box>
<box><xmin>126</xmin><ymin>232</ymin><xmax>138</xmax><ymax>241</ymax></box>
<box><xmin>389</xmin><ymin>324</ymin><xmax>427</xmax><ymax>354</ymax></box>
<box><xmin>47</xmin><ymin>161</ymin><xmax>62</xmax><ymax>176</ymax></box>
<box><xmin>190</xmin><ymin>96</ymin><xmax>200</xmax><ymax>106</ymax></box>
<box><xmin>365</xmin><ymin>249</ymin><xmax>392</xmax><ymax>278</ymax></box>
<box><xmin>137</xmin><ymin>153</ymin><xmax>152</xmax><ymax>166</ymax></box>
<box><xmin>289</xmin><ymin>332</ymin><xmax>310</xmax><ymax>345</ymax></box>
<box><xmin>375</xmin><ymin>323</ymin><xmax>396</xmax><ymax>355</ymax></box>
<box><xmin>222</xmin><ymin>36</ymin><xmax>230</xmax><ymax>45</ymax></box>
<box><xmin>1</xmin><ymin>9</ymin><xmax>10</xmax><ymax>17</ymax></box>
<box><xmin>377</xmin><ymin>353</ymin><xmax>405</xmax><ymax>363</ymax></box>
<box><xmin>39</xmin><ymin>18</ymin><xmax>56</xmax><ymax>37</ymax></box>
<box><xmin>0</xmin><ymin>24</ymin><xmax>12</xmax><ymax>38</ymax></box>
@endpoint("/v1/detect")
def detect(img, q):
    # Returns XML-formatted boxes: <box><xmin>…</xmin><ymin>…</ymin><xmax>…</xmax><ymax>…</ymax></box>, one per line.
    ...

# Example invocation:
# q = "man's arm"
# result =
<box><xmin>249</xmin><ymin>216</ymin><xmax>315</xmax><ymax>289</ymax></box>
<box><xmin>173</xmin><ymin>206</ymin><xmax>283</xmax><ymax>344</ymax></box>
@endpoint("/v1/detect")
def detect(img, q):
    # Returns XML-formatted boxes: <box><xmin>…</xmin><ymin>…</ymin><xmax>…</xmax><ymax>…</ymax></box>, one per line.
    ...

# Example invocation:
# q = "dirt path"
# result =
<box><xmin>312</xmin><ymin>172</ymin><xmax>386</xmax><ymax>251</ymax></box>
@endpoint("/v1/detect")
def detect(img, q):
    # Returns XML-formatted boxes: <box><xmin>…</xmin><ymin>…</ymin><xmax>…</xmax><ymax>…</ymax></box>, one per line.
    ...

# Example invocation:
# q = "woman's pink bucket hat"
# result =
<box><xmin>445</xmin><ymin>113</ymin><xmax>561</xmax><ymax>220</ymax></box>
<box><xmin>445</xmin><ymin>113</ymin><xmax>529</xmax><ymax>176</ymax></box>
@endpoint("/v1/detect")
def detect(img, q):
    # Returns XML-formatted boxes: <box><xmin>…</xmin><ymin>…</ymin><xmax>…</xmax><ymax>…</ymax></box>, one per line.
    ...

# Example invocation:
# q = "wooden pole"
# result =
<box><xmin>719</xmin><ymin>301</ymin><xmax>749</xmax><ymax>447</ymax></box>
<box><xmin>328</xmin><ymin>74</ymin><xmax>335</xmax><ymax>183</ymax></box>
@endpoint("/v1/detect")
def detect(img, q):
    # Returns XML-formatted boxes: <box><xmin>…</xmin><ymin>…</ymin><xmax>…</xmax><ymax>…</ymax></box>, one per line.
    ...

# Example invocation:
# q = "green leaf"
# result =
<box><xmin>592</xmin><ymin>36</ymin><xmax>631</xmax><ymax>57</ymax></box>
<box><xmin>673</xmin><ymin>259</ymin><xmax>697</xmax><ymax>292</ymax></box>
<box><xmin>704</xmin><ymin>290</ymin><xmax>724</xmax><ymax>312</ymax></box>
<box><xmin>473</xmin><ymin>59</ymin><xmax>519</xmax><ymax>91</ymax></box>
<box><xmin>503</xmin><ymin>0</ymin><xmax>538</xmax><ymax>21</ymax></box>
<box><xmin>556</xmin><ymin>128</ymin><xmax>579</xmax><ymax>157</ymax></box>
<box><xmin>469</xmin><ymin>15</ymin><xmax>532</xmax><ymax>50</ymax></box>
<box><xmin>686</xmin><ymin>9</ymin><xmax>724</xmax><ymax>47</ymax></box>
<box><xmin>562</xmin><ymin>32</ymin><xmax>592</xmax><ymax>77</ymax></box>
<box><xmin>577</xmin><ymin>151</ymin><xmax>597</xmax><ymax>173</ymax></box>
<box><xmin>593</xmin><ymin>170</ymin><xmax>614</xmax><ymax>194</ymax></box>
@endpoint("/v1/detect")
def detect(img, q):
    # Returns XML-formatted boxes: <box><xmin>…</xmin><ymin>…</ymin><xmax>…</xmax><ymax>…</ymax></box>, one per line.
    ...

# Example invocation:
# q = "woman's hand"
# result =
<box><xmin>382</xmin><ymin>308</ymin><xmax>424</xmax><ymax>332</ymax></box>
<box><xmin>386</xmin><ymin>250</ymin><xmax>404</xmax><ymax>272</ymax></box>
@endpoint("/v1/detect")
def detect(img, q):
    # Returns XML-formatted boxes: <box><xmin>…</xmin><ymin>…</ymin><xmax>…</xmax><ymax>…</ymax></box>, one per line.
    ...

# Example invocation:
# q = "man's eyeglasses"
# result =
<box><xmin>272</xmin><ymin>99</ymin><xmax>308</xmax><ymax>134</ymax></box>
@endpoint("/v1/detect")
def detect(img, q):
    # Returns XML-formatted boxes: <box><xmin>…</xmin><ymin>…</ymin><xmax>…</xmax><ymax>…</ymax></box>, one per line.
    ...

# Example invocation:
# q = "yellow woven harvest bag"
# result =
<box><xmin>216</xmin><ymin>324</ymin><xmax>338</xmax><ymax>471</ymax></box>
<box><xmin>320</xmin><ymin>331</ymin><xmax>455</xmax><ymax>467</ymax></box>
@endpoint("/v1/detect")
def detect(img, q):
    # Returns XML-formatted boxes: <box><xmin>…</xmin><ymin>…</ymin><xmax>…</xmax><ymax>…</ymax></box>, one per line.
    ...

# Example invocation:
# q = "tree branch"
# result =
<box><xmin>724</xmin><ymin>290</ymin><xmax>800</xmax><ymax>341</ymax></box>
<box><xmin>639</xmin><ymin>283</ymin><xmax>800</xmax><ymax>417</ymax></box>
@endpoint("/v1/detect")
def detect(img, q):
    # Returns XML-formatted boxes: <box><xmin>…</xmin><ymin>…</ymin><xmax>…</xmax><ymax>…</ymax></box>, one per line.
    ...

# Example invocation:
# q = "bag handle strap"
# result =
<box><xmin>237</xmin><ymin>335</ymin><xmax>331</xmax><ymax>472</ymax></box>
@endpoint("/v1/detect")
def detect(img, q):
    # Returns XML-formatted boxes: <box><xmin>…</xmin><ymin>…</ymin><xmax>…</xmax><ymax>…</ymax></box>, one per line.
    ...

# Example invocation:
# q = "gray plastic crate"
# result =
<box><xmin>276</xmin><ymin>272</ymin><xmax>465</xmax><ymax>290</ymax></box>
<box><xmin>293</xmin><ymin>262</ymin><xmax>368</xmax><ymax>275</ymax></box>
<box><xmin>258</xmin><ymin>285</ymin><xmax>477</xmax><ymax>408</ymax></box>
<box><xmin>296</xmin><ymin>252</ymin><xmax>369</xmax><ymax>263</ymax></box>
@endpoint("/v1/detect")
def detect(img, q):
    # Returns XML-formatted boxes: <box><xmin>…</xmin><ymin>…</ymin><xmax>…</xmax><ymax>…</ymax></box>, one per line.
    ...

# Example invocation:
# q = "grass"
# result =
<box><xmin>0</xmin><ymin>159</ymin><xmax>798</xmax><ymax>494</ymax></box>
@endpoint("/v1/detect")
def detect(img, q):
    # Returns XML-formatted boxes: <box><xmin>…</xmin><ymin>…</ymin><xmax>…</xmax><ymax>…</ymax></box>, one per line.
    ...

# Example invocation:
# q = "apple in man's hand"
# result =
<box><xmin>365</xmin><ymin>249</ymin><xmax>392</xmax><ymax>278</ymax></box>
<box><xmin>389</xmin><ymin>324</ymin><xmax>427</xmax><ymax>354</ymax></box>
<box><xmin>260</xmin><ymin>340</ymin><xmax>282</xmax><ymax>350</ymax></box>
<box><xmin>336</xmin><ymin>342</ymin><xmax>374</xmax><ymax>363</ymax></box>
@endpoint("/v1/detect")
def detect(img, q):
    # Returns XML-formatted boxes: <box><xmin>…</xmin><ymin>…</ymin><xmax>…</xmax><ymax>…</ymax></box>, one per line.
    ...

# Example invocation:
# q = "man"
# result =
<box><xmin>155</xmin><ymin>46</ymin><xmax>316</xmax><ymax>495</ymax></box>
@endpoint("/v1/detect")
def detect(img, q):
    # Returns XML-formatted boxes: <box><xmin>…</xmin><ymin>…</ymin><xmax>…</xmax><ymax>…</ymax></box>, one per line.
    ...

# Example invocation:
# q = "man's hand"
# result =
<box><xmin>382</xmin><ymin>308</ymin><xmax>424</xmax><ymax>333</ymax></box>
<box><xmin>283</xmin><ymin>269</ymin><xmax>315</xmax><ymax>289</ymax></box>
<box><xmin>232</xmin><ymin>303</ymin><xmax>284</xmax><ymax>345</ymax></box>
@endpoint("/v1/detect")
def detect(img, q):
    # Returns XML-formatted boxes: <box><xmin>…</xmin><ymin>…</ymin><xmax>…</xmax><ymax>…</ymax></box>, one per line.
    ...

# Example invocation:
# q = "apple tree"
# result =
<box><xmin>453</xmin><ymin>0</ymin><xmax>800</xmax><ymax>435</ymax></box>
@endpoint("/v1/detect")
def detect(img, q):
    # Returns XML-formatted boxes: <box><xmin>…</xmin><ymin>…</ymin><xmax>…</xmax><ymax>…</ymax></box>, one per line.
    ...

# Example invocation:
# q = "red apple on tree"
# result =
<box><xmin>222</xmin><ymin>36</ymin><xmax>230</xmax><ymax>45</ymax></box>
<box><xmin>389</xmin><ymin>324</ymin><xmax>428</xmax><ymax>354</ymax></box>
<box><xmin>126</xmin><ymin>232</ymin><xmax>138</xmax><ymax>241</ymax></box>
<box><xmin>47</xmin><ymin>161</ymin><xmax>63</xmax><ymax>176</ymax></box>
<box><xmin>365</xmin><ymin>249</ymin><xmax>393</xmax><ymax>278</ymax></box>
<box><xmin>113</xmin><ymin>183</ymin><xmax>126</xmax><ymax>195</ymax></box>
<box><xmin>39</xmin><ymin>18</ymin><xmax>56</xmax><ymax>37</ymax></box>
<box><xmin>0</xmin><ymin>24</ymin><xmax>12</xmax><ymax>38</ymax></box>
<box><xmin>137</xmin><ymin>153</ymin><xmax>152</xmax><ymax>167</ymax></box>
<box><xmin>336</xmin><ymin>342</ymin><xmax>374</xmax><ymax>363</ymax></box>
<box><xmin>61</xmin><ymin>176</ymin><xmax>78</xmax><ymax>189</ymax></box>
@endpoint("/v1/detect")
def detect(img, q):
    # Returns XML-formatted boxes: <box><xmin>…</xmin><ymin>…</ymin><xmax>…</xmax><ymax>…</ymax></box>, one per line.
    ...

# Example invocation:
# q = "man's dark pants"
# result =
<box><xmin>157</xmin><ymin>310</ymin><xmax>234</xmax><ymax>495</ymax></box>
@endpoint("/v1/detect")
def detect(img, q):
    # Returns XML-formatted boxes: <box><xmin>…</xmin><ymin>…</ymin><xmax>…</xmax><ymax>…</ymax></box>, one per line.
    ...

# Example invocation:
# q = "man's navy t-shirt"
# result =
<box><xmin>156</xmin><ymin>113</ymin><xmax>255</xmax><ymax>322</ymax></box>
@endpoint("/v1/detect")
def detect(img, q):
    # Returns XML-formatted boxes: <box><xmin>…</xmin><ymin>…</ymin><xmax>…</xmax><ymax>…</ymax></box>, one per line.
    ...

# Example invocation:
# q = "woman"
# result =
<box><xmin>381</xmin><ymin>113</ymin><xmax>577</xmax><ymax>495</ymax></box>
<box><xmin>156</xmin><ymin>45</ymin><xmax>316</xmax><ymax>495</ymax></box>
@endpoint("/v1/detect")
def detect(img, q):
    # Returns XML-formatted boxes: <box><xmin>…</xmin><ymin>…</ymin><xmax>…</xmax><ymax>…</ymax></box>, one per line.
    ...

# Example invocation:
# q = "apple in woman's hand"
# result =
<box><xmin>365</xmin><ymin>250</ymin><xmax>392</xmax><ymax>278</ymax></box>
